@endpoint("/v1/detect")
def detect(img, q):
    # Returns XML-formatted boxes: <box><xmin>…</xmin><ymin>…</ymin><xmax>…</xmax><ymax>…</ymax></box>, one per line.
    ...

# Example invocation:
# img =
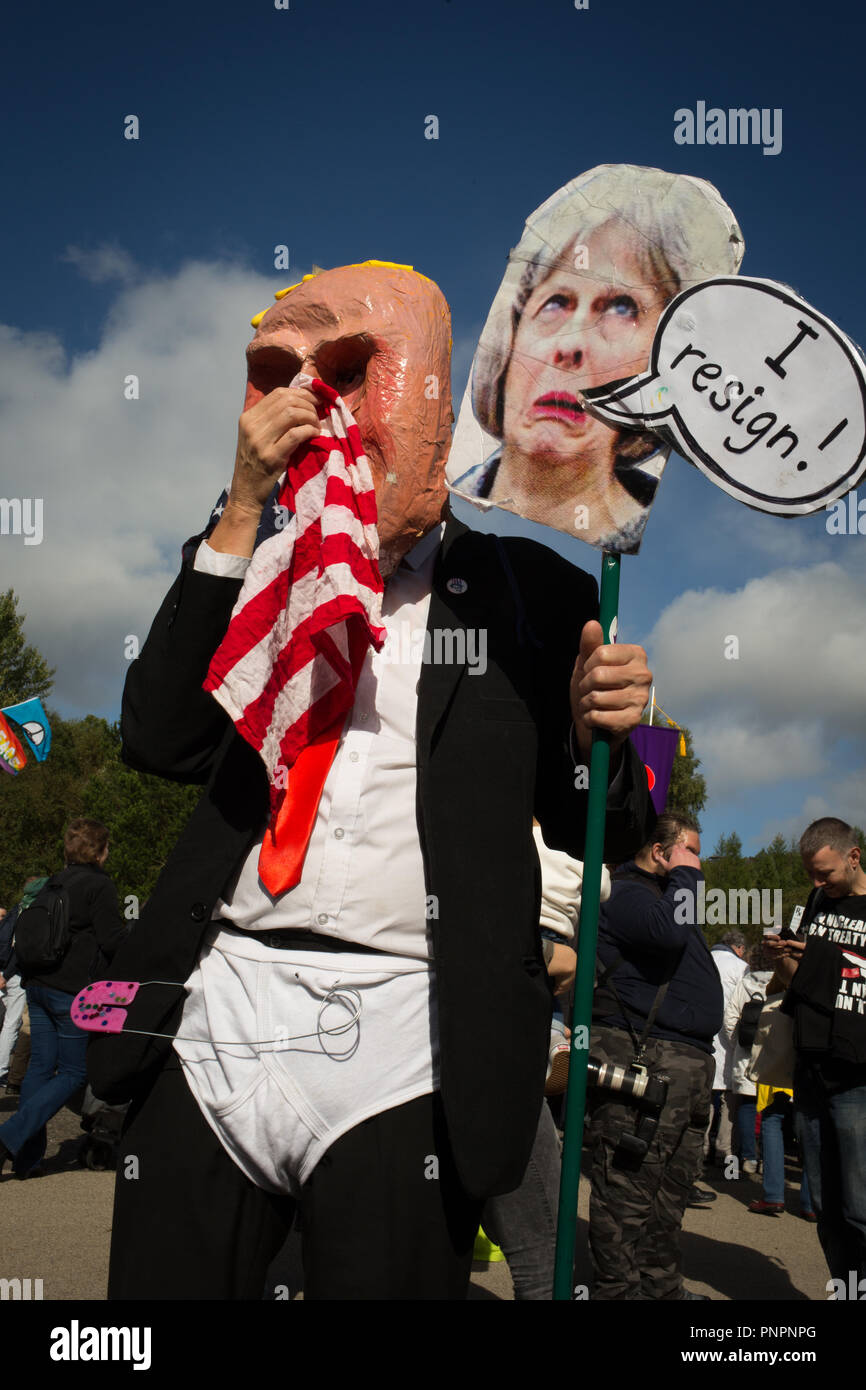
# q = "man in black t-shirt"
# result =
<box><xmin>768</xmin><ymin>817</ymin><xmax>866</xmax><ymax>1291</ymax></box>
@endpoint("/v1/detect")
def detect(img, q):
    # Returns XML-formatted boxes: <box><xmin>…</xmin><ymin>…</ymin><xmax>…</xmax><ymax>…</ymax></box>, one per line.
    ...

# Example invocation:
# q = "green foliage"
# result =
<box><xmin>80</xmin><ymin>733</ymin><xmax>201</xmax><ymax>907</ymax></box>
<box><xmin>711</xmin><ymin>831</ymin><xmax>743</xmax><ymax>864</ymax></box>
<box><xmin>668</xmin><ymin>727</ymin><xmax>707</xmax><ymax>821</ymax></box>
<box><xmin>0</xmin><ymin>714</ymin><xmax>111</xmax><ymax>901</ymax></box>
<box><xmin>747</xmin><ymin>834</ymin><xmax>812</xmax><ymax>932</ymax></box>
<box><xmin>0</xmin><ymin>590</ymin><xmax>199</xmax><ymax>909</ymax></box>
<box><xmin>698</xmin><ymin>829</ymin><xmax>866</xmax><ymax>949</ymax></box>
<box><xmin>0</xmin><ymin>590</ymin><xmax>54</xmax><ymax>708</ymax></box>
<box><xmin>0</xmin><ymin>715</ymin><xmax>199</xmax><ymax>911</ymax></box>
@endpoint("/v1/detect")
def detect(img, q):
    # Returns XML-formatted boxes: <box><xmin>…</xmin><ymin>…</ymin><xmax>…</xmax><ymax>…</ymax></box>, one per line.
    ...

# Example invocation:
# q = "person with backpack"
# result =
<box><xmin>706</xmin><ymin>931</ymin><xmax>748</xmax><ymax>1166</ymax></box>
<box><xmin>0</xmin><ymin>819</ymin><xmax>126</xmax><ymax>1179</ymax></box>
<box><xmin>724</xmin><ymin>945</ymin><xmax>814</xmax><ymax>1220</ymax></box>
<box><xmin>721</xmin><ymin>944</ymin><xmax>773</xmax><ymax>1175</ymax></box>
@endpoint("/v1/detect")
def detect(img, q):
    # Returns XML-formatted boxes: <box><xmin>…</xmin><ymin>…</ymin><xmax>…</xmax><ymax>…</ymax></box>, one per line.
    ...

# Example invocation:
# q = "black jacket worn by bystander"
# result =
<box><xmin>23</xmin><ymin>863</ymin><xmax>127</xmax><ymax>996</ymax></box>
<box><xmin>594</xmin><ymin>860</ymin><xmax>723</xmax><ymax>1054</ymax></box>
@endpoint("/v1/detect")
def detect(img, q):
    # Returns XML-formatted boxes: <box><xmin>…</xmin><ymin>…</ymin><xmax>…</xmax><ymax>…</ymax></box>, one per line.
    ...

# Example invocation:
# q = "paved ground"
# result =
<box><xmin>1</xmin><ymin>1087</ymin><xmax>828</xmax><ymax>1302</ymax></box>
<box><xmin>470</xmin><ymin>1159</ymin><xmax>827</xmax><ymax>1302</ymax></box>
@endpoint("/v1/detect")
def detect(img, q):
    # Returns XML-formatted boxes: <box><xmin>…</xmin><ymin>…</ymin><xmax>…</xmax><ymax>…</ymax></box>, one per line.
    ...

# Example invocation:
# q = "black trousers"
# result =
<box><xmin>108</xmin><ymin>1055</ymin><xmax>482</xmax><ymax>1300</ymax></box>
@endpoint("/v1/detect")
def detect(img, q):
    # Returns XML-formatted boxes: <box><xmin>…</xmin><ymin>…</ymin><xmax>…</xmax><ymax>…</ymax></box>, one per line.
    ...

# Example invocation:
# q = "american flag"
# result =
<box><xmin>184</xmin><ymin>481</ymin><xmax>288</xmax><ymax>561</ymax></box>
<box><xmin>203</xmin><ymin>375</ymin><xmax>385</xmax><ymax>814</ymax></box>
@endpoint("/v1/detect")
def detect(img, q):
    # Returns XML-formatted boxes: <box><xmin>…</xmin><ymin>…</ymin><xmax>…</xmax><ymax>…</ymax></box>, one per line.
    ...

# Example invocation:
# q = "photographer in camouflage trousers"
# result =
<box><xmin>587</xmin><ymin>811</ymin><xmax>723</xmax><ymax>1300</ymax></box>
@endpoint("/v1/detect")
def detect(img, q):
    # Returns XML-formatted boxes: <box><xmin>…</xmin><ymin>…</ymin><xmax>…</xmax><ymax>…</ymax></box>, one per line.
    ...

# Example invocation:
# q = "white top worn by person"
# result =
<box><xmin>722</xmin><ymin>969</ymin><xmax>773</xmax><ymax>1097</ymax></box>
<box><xmin>710</xmin><ymin>936</ymin><xmax>748</xmax><ymax>1089</ymax></box>
<box><xmin>533</xmin><ymin>823</ymin><xmax>611</xmax><ymax>948</ymax></box>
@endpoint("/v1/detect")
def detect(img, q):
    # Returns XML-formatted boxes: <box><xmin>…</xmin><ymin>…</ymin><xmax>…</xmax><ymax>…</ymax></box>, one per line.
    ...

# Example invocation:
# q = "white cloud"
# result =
<box><xmin>0</xmin><ymin>259</ymin><xmax>280</xmax><ymax>715</ymax></box>
<box><xmin>647</xmin><ymin>560</ymin><xmax>866</xmax><ymax>799</ymax></box>
<box><xmin>704</xmin><ymin>494</ymin><xmax>833</xmax><ymax>568</ymax></box>
<box><xmin>649</xmin><ymin>561</ymin><xmax>866</xmax><ymax>733</ymax></box>
<box><xmin>758</xmin><ymin>774</ymin><xmax>866</xmax><ymax>846</ymax></box>
<box><xmin>60</xmin><ymin>243</ymin><xmax>140</xmax><ymax>285</ymax></box>
<box><xmin>688</xmin><ymin>718</ymin><xmax>824</xmax><ymax>797</ymax></box>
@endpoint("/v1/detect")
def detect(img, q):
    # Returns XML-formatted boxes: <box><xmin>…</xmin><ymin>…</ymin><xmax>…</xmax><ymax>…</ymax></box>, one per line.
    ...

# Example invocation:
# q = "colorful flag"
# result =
<box><xmin>629</xmin><ymin>725</ymin><xmax>679</xmax><ymax>815</ymax></box>
<box><xmin>0</xmin><ymin>711</ymin><xmax>28</xmax><ymax>775</ymax></box>
<box><xmin>1</xmin><ymin>697</ymin><xmax>52</xmax><ymax>761</ymax></box>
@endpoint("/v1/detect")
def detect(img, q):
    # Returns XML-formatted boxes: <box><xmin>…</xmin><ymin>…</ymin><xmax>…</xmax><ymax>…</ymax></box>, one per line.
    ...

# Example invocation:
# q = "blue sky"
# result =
<box><xmin>2</xmin><ymin>0</ymin><xmax>864</xmax><ymax>854</ymax></box>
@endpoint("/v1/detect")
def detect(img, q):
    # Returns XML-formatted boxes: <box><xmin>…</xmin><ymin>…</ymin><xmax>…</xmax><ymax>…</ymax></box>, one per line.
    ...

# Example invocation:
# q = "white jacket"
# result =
<box><xmin>722</xmin><ymin>970</ymin><xmax>773</xmax><ymax>1095</ymax></box>
<box><xmin>710</xmin><ymin>946</ymin><xmax>748</xmax><ymax>1088</ymax></box>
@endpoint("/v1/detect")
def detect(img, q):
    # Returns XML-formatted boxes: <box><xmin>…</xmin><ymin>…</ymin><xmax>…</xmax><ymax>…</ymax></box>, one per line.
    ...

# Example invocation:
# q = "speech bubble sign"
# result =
<box><xmin>581</xmin><ymin>277</ymin><xmax>866</xmax><ymax>514</ymax></box>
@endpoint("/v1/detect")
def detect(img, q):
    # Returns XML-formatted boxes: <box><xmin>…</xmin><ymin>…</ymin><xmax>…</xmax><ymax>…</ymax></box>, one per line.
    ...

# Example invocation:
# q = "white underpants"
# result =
<box><xmin>173</xmin><ymin>925</ymin><xmax>436</xmax><ymax>1195</ymax></box>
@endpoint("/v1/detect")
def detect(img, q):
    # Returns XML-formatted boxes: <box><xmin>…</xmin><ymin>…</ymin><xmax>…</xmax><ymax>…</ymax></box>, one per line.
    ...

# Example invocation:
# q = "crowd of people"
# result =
<box><xmin>0</xmin><ymin>819</ymin><xmax>126</xmax><ymax>1179</ymax></box>
<box><xmin>483</xmin><ymin>811</ymin><xmax>862</xmax><ymax>1301</ymax></box>
<box><xmin>1</xmin><ymin>809</ymin><xmax>863</xmax><ymax>1302</ymax></box>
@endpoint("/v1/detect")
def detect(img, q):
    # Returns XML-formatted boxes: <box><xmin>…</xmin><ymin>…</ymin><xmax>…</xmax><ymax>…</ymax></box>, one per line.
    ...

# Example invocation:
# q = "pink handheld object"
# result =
<box><xmin>71</xmin><ymin>980</ymin><xmax>141</xmax><ymax>1034</ymax></box>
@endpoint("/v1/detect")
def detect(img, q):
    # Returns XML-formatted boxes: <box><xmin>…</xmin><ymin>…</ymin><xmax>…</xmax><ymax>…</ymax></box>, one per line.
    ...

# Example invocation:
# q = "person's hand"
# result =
<box><xmin>0</xmin><ymin>975</ymin><xmax>5</xmax><ymax>989</ymax></box>
<box><xmin>547</xmin><ymin>943</ymin><xmax>577</xmax><ymax>996</ymax></box>
<box><xmin>764</xmin><ymin>936</ymin><xmax>806</xmax><ymax>957</ymax></box>
<box><xmin>764</xmin><ymin>934</ymin><xmax>806</xmax><ymax>985</ymax></box>
<box><xmin>664</xmin><ymin>841</ymin><xmax>702</xmax><ymax>872</ymax></box>
<box><xmin>209</xmin><ymin>387</ymin><xmax>321</xmax><ymax>556</ymax></box>
<box><xmin>570</xmin><ymin>621</ymin><xmax>652</xmax><ymax>762</ymax></box>
<box><xmin>231</xmin><ymin>387</ymin><xmax>320</xmax><ymax>512</ymax></box>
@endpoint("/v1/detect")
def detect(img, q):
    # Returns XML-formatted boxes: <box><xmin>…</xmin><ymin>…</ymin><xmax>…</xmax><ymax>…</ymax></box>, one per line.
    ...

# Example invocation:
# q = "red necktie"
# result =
<box><xmin>257</xmin><ymin>717</ymin><xmax>344</xmax><ymax>896</ymax></box>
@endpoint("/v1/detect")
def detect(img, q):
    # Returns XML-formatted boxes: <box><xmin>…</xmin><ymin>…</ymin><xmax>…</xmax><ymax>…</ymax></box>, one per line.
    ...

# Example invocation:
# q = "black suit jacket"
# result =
<box><xmin>88</xmin><ymin>516</ymin><xmax>652</xmax><ymax>1198</ymax></box>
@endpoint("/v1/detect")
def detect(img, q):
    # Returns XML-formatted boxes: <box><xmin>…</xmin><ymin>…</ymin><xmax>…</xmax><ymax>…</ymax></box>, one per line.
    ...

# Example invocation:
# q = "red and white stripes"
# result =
<box><xmin>204</xmin><ymin>375</ymin><xmax>385</xmax><ymax>802</ymax></box>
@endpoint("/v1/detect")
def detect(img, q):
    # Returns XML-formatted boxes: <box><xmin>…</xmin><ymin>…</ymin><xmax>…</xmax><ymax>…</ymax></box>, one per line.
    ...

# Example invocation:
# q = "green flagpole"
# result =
<box><xmin>553</xmin><ymin>549</ymin><xmax>621</xmax><ymax>1300</ymax></box>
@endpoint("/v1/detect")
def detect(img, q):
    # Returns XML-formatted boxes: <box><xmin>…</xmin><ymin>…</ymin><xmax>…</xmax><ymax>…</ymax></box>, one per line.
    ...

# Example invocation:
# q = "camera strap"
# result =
<box><xmin>600</xmin><ymin>959</ymin><xmax>678</xmax><ymax>1065</ymax></box>
<box><xmin>596</xmin><ymin>868</ymin><xmax>685</xmax><ymax>1066</ymax></box>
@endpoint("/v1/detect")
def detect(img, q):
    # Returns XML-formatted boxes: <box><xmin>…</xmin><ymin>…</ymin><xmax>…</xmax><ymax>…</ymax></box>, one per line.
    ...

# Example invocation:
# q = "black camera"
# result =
<box><xmin>587</xmin><ymin>1056</ymin><xmax>670</xmax><ymax>1162</ymax></box>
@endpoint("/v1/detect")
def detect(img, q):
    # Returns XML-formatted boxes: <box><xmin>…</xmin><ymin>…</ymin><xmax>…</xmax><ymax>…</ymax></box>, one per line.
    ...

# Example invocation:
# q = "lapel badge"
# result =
<box><xmin>446</xmin><ymin>577</ymin><xmax>468</xmax><ymax>595</ymax></box>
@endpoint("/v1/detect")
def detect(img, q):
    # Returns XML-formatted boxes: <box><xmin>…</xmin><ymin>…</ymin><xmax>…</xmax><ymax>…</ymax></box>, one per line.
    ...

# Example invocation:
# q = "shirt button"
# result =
<box><xmin>317</xmin><ymin>913</ymin><xmax>329</xmax><ymax>926</ymax></box>
<box><xmin>360</xmin><ymin>714</ymin><xmax>368</xmax><ymax>722</ymax></box>
<box><xmin>349</xmin><ymin>751</ymin><xmax>360</xmax><ymax>763</ymax></box>
<box><xmin>334</xmin><ymin>828</ymin><xmax>344</xmax><ymax>839</ymax></box>
<box><xmin>190</xmin><ymin>902</ymin><xmax>208</xmax><ymax>922</ymax></box>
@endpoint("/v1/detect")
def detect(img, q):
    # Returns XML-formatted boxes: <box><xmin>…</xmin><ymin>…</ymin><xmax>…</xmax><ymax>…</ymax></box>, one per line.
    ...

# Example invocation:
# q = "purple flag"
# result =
<box><xmin>629</xmin><ymin>726</ymin><xmax>679</xmax><ymax>815</ymax></box>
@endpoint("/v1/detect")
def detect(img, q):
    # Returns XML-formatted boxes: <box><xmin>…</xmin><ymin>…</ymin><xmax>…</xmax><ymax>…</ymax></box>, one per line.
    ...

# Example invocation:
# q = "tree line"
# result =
<box><xmin>0</xmin><ymin>590</ymin><xmax>199</xmax><ymax>911</ymax></box>
<box><xmin>0</xmin><ymin>588</ymin><xmax>856</xmax><ymax>945</ymax></box>
<box><xmin>638</xmin><ymin>707</ymin><xmax>858</xmax><ymax>948</ymax></box>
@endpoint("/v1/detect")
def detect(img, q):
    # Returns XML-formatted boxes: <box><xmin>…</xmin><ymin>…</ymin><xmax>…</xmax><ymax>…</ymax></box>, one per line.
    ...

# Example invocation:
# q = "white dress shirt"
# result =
<box><xmin>197</xmin><ymin>525</ymin><xmax>441</xmax><ymax>958</ymax></box>
<box><xmin>174</xmin><ymin>527</ymin><xmax>443</xmax><ymax>1190</ymax></box>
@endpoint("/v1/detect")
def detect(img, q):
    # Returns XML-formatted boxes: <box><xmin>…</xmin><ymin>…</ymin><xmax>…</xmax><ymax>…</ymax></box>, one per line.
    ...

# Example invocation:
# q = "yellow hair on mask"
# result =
<box><xmin>250</xmin><ymin>261</ymin><xmax>435</xmax><ymax>327</ymax></box>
